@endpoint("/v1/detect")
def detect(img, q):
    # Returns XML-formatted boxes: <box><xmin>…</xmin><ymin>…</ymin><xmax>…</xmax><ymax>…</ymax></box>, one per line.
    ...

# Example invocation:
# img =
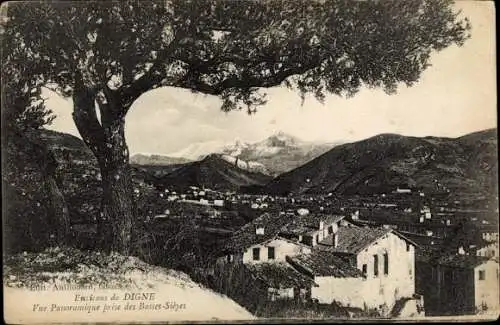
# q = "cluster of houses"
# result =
<box><xmin>217</xmin><ymin>211</ymin><xmax>422</xmax><ymax>316</ymax></box>
<box><xmin>217</xmin><ymin>210</ymin><xmax>499</xmax><ymax>317</ymax></box>
<box><xmin>131</xmin><ymin>179</ymin><xmax>499</xmax><ymax>317</ymax></box>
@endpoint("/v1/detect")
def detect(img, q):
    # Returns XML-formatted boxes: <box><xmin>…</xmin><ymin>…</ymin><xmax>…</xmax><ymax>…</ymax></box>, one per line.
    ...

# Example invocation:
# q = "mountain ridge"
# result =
<box><xmin>160</xmin><ymin>131</ymin><xmax>338</xmax><ymax>176</ymax></box>
<box><xmin>262</xmin><ymin>129</ymin><xmax>498</xmax><ymax>198</ymax></box>
<box><xmin>220</xmin><ymin>132</ymin><xmax>337</xmax><ymax>176</ymax></box>
<box><xmin>155</xmin><ymin>153</ymin><xmax>272</xmax><ymax>191</ymax></box>
<box><xmin>130</xmin><ymin>153</ymin><xmax>192</xmax><ymax>165</ymax></box>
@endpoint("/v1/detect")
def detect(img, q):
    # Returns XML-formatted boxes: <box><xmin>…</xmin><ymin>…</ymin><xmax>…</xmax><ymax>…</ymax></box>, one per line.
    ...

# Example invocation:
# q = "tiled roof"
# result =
<box><xmin>397</xmin><ymin>231</ymin><xmax>444</xmax><ymax>247</ymax></box>
<box><xmin>245</xmin><ymin>262</ymin><xmax>317</xmax><ymax>288</ymax></box>
<box><xmin>280</xmin><ymin>214</ymin><xmax>345</xmax><ymax>235</ymax></box>
<box><xmin>317</xmin><ymin>226</ymin><xmax>392</xmax><ymax>254</ymax></box>
<box><xmin>223</xmin><ymin>212</ymin><xmax>292</xmax><ymax>253</ymax></box>
<box><xmin>224</xmin><ymin>213</ymin><xmax>345</xmax><ymax>253</ymax></box>
<box><xmin>437</xmin><ymin>254</ymin><xmax>491</xmax><ymax>269</ymax></box>
<box><xmin>287</xmin><ymin>252</ymin><xmax>364</xmax><ymax>278</ymax></box>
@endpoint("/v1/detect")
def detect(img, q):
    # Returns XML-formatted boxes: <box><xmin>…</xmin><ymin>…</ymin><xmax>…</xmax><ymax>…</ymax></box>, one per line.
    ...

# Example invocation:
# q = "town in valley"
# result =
<box><xmin>10</xmin><ymin>128</ymin><xmax>496</xmax><ymax>318</ymax></box>
<box><xmin>2</xmin><ymin>0</ymin><xmax>497</xmax><ymax>321</ymax></box>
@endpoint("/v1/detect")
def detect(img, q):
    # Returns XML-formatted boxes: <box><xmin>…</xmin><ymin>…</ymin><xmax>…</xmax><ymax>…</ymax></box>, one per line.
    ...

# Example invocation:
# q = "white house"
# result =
<box><xmin>242</xmin><ymin>237</ymin><xmax>312</xmax><ymax>264</ymax></box>
<box><xmin>279</xmin><ymin>214</ymin><xmax>345</xmax><ymax>247</ymax></box>
<box><xmin>218</xmin><ymin>212</ymin><xmax>316</xmax><ymax>301</ymax></box>
<box><xmin>213</xmin><ymin>199</ymin><xmax>224</xmax><ymax>207</ymax></box>
<box><xmin>244</xmin><ymin>262</ymin><xmax>317</xmax><ymax>302</ymax></box>
<box><xmin>482</xmin><ymin>232</ymin><xmax>499</xmax><ymax>242</ymax></box>
<box><xmin>316</xmin><ymin>226</ymin><xmax>417</xmax><ymax>311</ymax></box>
<box><xmin>476</xmin><ymin>242</ymin><xmax>499</xmax><ymax>258</ymax></box>
<box><xmin>287</xmin><ymin>252</ymin><xmax>365</xmax><ymax>307</ymax></box>
<box><xmin>219</xmin><ymin>212</ymin><xmax>418</xmax><ymax>312</ymax></box>
<box><xmin>422</xmin><ymin>254</ymin><xmax>499</xmax><ymax>316</ymax></box>
<box><xmin>474</xmin><ymin>258</ymin><xmax>499</xmax><ymax>314</ymax></box>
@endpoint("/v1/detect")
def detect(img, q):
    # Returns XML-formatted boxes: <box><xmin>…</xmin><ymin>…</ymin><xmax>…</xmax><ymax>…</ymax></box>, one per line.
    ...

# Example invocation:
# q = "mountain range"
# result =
<box><xmin>10</xmin><ymin>128</ymin><xmax>497</xmax><ymax>206</ymax></box>
<box><xmin>219</xmin><ymin>132</ymin><xmax>337</xmax><ymax>176</ymax></box>
<box><xmin>263</xmin><ymin>129</ymin><xmax>498</xmax><ymax>198</ymax></box>
<box><xmin>143</xmin><ymin>131</ymin><xmax>336</xmax><ymax>176</ymax></box>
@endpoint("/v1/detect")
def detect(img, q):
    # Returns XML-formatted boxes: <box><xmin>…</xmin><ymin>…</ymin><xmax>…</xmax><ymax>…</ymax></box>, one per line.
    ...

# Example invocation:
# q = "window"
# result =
<box><xmin>268</xmin><ymin>247</ymin><xmax>275</xmax><ymax>260</ymax></box>
<box><xmin>362</xmin><ymin>264</ymin><xmax>367</xmax><ymax>277</ymax></box>
<box><xmin>406</xmin><ymin>243</ymin><xmax>411</xmax><ymax>252</ymax></box>
<box><xmin>268</xmin><ymin>288</ymin><xmax>278</xmax><ymax>301</ymax></box>
<box><xmin>328</xmin><ymin>226</ymin><xmax>333</xmax><ymax>234</ymax></box>
<box><xmin>479</xmin><ymin>270</ymin><xmax>486</xmax><ymax>281</ymax></box>
<box><xmin>252</xmin><ymin>247</ymin><xmax>260</xmax><ymax>261</ymax></box>
<box><xmin>316</xmin><ymin>234</ymin><xmax>319</xmax><ymax>244</ymax></box>
<box><xmin>383</xmin><ymin>253</ymin><xmax>389</xmax><ymax>275</ymax></box>
<box><xmin>373</xmin><ymin>255</ymin><xmax>379</xmax><ymax>277</ymax></box>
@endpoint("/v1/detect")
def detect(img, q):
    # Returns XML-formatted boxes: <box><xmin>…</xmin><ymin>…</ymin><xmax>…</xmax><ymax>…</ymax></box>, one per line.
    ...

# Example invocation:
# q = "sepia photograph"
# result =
<box><xmin>1</xmin><ymin>0</ymin><xmax>498</xmax><ymax>323</ymax></box>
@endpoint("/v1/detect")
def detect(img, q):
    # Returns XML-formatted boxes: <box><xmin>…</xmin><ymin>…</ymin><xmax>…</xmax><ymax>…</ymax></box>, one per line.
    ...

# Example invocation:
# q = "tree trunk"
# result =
<box><xmin>72</xmin><ymin>84</ymin><xmax>135</xmax><ymax>255</ymax></box>
<box><xmin>25</xmin><ymin>128</ymin><xmax>70</xmax><ymax>245</ymax></box>
<box><xmin>99</xmin><ymin>118</ymin><xmax>134</xmax><ymax>255</ymax></box>
<box><xmin>45</xmin><ymin>175</ymin><xmax>70</xmax><ymax>244</ymax></box>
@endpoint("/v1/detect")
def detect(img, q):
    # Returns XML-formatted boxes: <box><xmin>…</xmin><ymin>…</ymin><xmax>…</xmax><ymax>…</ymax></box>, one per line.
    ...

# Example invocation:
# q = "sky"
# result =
<box><xmin>44</xmin><ymin>1</ymin><xmax>497</xmax><ymax>156</ymax></box>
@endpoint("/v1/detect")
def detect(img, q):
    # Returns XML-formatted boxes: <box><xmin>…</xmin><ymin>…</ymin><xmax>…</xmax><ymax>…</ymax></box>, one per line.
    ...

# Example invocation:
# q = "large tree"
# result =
<box><xmin>2</xmin><ymin>0</ymin><xmax>470</xmax><ymax>254</ymax></box>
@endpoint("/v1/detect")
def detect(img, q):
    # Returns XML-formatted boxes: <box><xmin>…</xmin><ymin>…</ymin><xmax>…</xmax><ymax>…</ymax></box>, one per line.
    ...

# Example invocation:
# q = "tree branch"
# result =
<box><xmin>72</xmin><ymin>72</ymin><xmax>107</xmax><ymax>160</ymax></box>
<box><xmin>119</xmin><ymin>33</ymin><xmax>184</xmax><ymax>107</ymax></box>
<box><xmin>178</xmin><ymin>59</ymin><xmax>321</xmax><ymax>96</ymax></box>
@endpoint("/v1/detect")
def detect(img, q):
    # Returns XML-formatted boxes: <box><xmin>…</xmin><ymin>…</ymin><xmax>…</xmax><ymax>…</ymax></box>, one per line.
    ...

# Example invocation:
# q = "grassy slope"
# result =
<box><xmin>3</xmin><ymin>247</ymin><xmax>254</xmax><ymax>322</ymax></box>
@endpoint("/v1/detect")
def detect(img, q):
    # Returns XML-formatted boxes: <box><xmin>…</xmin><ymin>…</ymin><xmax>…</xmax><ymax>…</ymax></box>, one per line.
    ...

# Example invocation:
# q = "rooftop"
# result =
<box><xmin>245</xmin><ymin>262</ymin><xmax>317</xmax><ymax>288</ymax></box>
<box><xmin>287</xmin><ymin>252</ymin><xmax>364</xmax><ymax>278</ymax></box>
<box><xmin>317</xmin><ymin>226</ymin><xmax>393</xmax><ymax>254</ymax></box>
<box><xmin>437</xmin><ymin>254</ymin><xmax>492</xmax><ymax>269</ymax></box>
<box><xmin>280</xmin><ymin>214</ymin><xmax>345</xmax><ymax>236</ymax></box>
<box><xmin>223</xmin><ymin>212</ymin><xmax>292</xmax><ymax>253</ymax></box>
<box><xmin>224</xmin><ymin>213</ymin><xmax>345</xmax><ymax>253</ymax></box>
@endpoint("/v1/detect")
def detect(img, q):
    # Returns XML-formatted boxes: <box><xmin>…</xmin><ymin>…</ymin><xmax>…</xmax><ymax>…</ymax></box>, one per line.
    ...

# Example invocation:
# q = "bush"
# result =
<box><xmin>2</xmin><ymin>131</ymin><xmax>59</xmax><ymax>253</ymax></box>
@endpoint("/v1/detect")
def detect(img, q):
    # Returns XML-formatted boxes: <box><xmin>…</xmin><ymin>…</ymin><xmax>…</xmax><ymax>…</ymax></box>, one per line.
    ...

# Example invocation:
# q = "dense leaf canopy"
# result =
<box><xmin>1</xmin><ymin>19</ymin><xmax>54</xmax><ymax>131</ymax></box>
<box><xmin>3</xmin><ymin>0</ymin><xmax>470</xmax><ymax>115</ymax></box>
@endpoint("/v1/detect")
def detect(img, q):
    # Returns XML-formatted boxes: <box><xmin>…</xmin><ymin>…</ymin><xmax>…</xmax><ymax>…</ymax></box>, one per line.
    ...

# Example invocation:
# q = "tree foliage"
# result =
<box><xmin>1</xmin><ymin>42</ymin><xmax>55</xmax><ymax>131</ymax></box>
<box><xmin>1</xmin><ymin>0</ymin><xmax>471</xmax><ymax>253</ymax></box>
<box><xmin>1</xmin><ymin>3</ymin><xmax>54</xmax><ymax>131</ymax></box>
<box><xmin>4</xmin><ymin>0</ymin><xmax>470</xmax><ymax>114</ymax></box>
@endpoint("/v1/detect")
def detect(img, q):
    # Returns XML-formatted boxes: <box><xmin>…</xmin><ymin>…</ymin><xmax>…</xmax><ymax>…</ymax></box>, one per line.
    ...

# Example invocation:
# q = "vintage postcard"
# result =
<box><xmin>2</xmin><ymin>0</ymin><xmax>498</xmax><ymax>323</ymax></box>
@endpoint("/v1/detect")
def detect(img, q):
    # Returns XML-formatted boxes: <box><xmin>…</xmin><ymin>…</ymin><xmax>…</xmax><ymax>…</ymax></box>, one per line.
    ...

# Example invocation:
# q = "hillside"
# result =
<box><xmin>2</xmin><ymin>128</ymin><xmax>69</xmax><ymax>253</ymax></box>
<box><xmin>131</xmin><ymin>164</ymin><xmax>186</xmax><ymax>183</ymax></box>
<box><xmin>36</xmin><ymin>129</ymin><xmax>103</xmax><ymax>224</ymax></box>
<box><xmin>3</xmin><ymin>128</ymin><xmax>170</xmax><ymax>252</ymax></box>
<box><xmin>130</xmin><ymin>153</ymin><xmax>191</xmax><ymax>165</ymax></box>
<box><xmin>156</xmin><ymin>153</ymin><xmax>272</xmax><ymax>191</ymax></box>
<box><xmin>3</xmin><ymin>247</ymin><xmax>254</xmax><ymax>323</ymax></box>
<box><xmin>264</xmin><ymin>129</ymin><xmax>498</xmax><ymax>198</ymax></box>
